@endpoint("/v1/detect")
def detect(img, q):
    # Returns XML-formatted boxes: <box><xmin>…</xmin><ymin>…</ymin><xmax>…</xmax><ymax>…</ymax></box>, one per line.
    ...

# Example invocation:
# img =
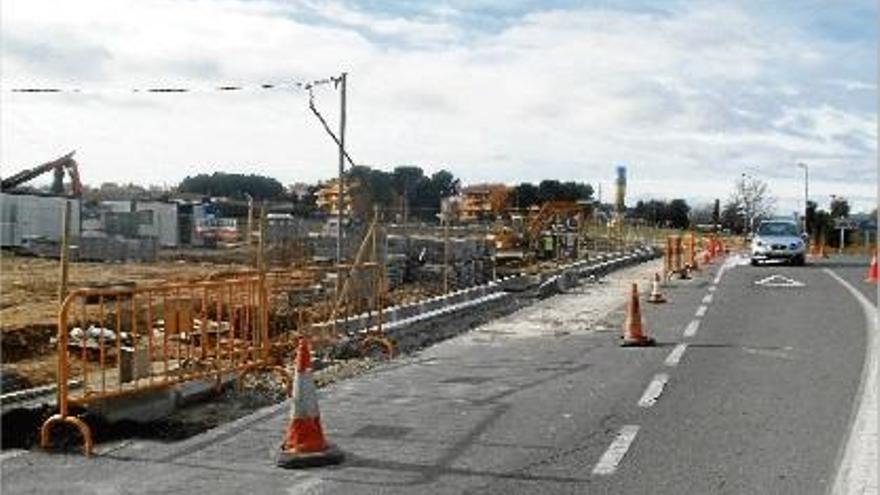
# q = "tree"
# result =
<box><xmin>720</xmin><ymin>201</ymin><xmax>745</xmax><ymax>233</ymax></box>
<box><xmin>430</xmin><ymin>170</ymin><xmax>459</xmax><ymax>199</ymax></box>
<box><xmin>724</xmin><ymin>175</ymin><xmax>776</xmax><ymax>233</ymax></box>
<box><xmin>345</xmin><ymin>165</ymin><xmax>461</xmax><ymax>222</ymax></box>
<box><xmin>178</xmin><ymin>172</ymin><xmax>284</xmax><ymax>200</ymax></box>
<box><xmin>391</xmin><ymin>166</ymin><xmax>425</xmax><ymax>222</ymax></box>
<box><xmin>510</xmin><ymin>183</ymin><xmax>540</xmax><ymax>209</ymax></box>
<box><xmin>690</xmin><ymin>203</ymin><xmax>715</xmax><ymax>226</ymax></box>
<box><xmin>830</xmin><ymin>196</ymin><xmax>850</xmax><ymax>218</ymax></box>
<box><xmin>537</xmin><ymin>180</ymin><xmax>564</xmax><ymax>203</ymax></box>
<box><xmin>806</xmin><ymin>200</ymin><xmax>818</xmax><ymax>235</ymax></box>
<box><xmin>667</xmin><ymin>199</ymin><xmax>691</xmax><ymax>229</ymax></box>
<box><xmin>631</xmin><ymin>199</ymin><xmax>672</xmax><ymax>227</ymax></box>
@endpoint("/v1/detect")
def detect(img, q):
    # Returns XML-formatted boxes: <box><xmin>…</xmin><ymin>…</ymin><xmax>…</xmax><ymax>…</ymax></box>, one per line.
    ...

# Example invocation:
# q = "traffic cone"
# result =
<box><xmin>621</xmin><ymin>283</ymin><xmax>656</xmax><ymax>347</ymax></box>
<box><xmin>866</xmin><ymin>254</ymin><xmax>879</xmax><ymax>284</ymax></box>
<box><xmin>276</xmin><ymin>337</ymin><xmax>344</xmax><ymax>469</ymax></box>
<box><xmin>647</xmin><ymin>273</ymin><xmax>667</xmax><ymax>304</ymax></box>
<box><xmin>679</xmin><ymin>263</ymin><xmax>691</xmax><ymax>280</ymax></box>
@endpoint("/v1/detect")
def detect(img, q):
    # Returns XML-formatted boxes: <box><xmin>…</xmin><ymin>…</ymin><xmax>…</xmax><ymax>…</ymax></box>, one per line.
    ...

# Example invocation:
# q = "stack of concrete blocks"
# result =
<box><xmin>385</xmin><ymin>234</ymin><xmax>496</xmax><ymax>292</ymax></box>
<box><xmin>308</xmin><ymin>232</ymin><xmax>361</xmax><ymax>263</ymax></box>
<box><xmin>21</xmin><ymin>236</ymin><xmax>158</xmax><ymax>262</ymax></box>
<box><xmin>78</xmin><ymin>236</ymin><xmax>158</xmax><ymax>263</ymax></box>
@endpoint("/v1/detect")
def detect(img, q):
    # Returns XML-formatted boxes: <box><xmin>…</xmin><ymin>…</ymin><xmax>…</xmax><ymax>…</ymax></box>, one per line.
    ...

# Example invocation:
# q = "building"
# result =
<box><xmin>0</xmin><ymin>192</ymin><xmax>81</xmax><ymax>247</ymax></box>
<box><xmin>315</xmin><ymin>178</ymin><xmax>357</xmax><ymax>215</ymax></box>
<box><xmin>101</xmin><ymin>200</ymin><xmax>179</xmax><ymax>247</ymax></box>
<box><xmin>460</xmin><ymin>183</ymin><xmax>508</xmax><ymax>222</ymax></box>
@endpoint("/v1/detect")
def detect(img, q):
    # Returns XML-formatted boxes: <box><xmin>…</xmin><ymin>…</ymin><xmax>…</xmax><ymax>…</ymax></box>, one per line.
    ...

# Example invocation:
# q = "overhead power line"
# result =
<box><xmin>5</xmin><ymin>76</ymin><xmax>339</xmax><ymax>95</ymax></box>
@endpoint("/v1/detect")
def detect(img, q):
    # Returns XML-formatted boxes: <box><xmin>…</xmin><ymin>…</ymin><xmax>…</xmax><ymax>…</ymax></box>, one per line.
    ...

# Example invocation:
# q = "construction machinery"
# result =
<box><xmin>493</xmin><ymin>200</ymin><xmax>587</xmax><ymax>266</ymax></box>
<box><xmin>1</xmin><ymin>151</ymin><xmax>83</xmax><ymax>197</ymax></box>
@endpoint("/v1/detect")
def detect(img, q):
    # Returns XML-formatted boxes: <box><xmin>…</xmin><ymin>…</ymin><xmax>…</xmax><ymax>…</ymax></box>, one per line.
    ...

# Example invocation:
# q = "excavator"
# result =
<box><xmin>494</xmin><ymin>200</ymin><xmax>587</xmax><ymax>266</ymax></box>
<box><xmin>1</xmin><ymin>151</ymin><xmax>83</xmax><ymax>197</ymax></box>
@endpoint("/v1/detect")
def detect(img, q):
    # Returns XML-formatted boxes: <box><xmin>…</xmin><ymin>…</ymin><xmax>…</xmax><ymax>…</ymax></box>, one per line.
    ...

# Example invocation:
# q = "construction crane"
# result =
<box><xmin>1</xmin><ymin>151</ymin><xmax>83</xmax><ymax>197</ymax></box>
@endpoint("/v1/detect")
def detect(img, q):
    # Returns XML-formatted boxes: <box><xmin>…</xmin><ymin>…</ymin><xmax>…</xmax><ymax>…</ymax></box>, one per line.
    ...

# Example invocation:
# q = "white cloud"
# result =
<box><xmin>1</xmin><ymin>0</ymin><xmax>875</xmax><ymax>212</ymax></box>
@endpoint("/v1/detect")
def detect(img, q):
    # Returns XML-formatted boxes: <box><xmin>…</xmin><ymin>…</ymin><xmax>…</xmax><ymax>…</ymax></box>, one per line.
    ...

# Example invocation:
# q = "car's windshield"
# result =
<box><xmin>757</xmin><ymin>222</ymin><xmax>799</xmax><ymax>237</ymax></box>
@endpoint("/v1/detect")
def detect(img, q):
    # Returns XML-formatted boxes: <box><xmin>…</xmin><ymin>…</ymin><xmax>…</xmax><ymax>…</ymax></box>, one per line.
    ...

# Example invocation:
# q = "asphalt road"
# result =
<box><xmin>1</xmin><ymin>254</ymin><xmax>874</xmax><ymax>494</ymax></box>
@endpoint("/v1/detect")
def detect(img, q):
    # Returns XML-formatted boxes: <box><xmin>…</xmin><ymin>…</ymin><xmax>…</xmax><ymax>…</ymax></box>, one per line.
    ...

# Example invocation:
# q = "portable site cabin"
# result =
<box><xmin>0</xmin><ymin>192</ymin><xmax>81</xmax><ymax>247</ymax></box>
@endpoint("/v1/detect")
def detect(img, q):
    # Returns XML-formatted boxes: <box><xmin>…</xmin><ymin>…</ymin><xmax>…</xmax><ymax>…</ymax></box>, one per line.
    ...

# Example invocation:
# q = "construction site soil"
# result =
<box><xmin>0</xmin><ymin>250</ymin><xmax>445</xmax><ymax>393</ymax></box>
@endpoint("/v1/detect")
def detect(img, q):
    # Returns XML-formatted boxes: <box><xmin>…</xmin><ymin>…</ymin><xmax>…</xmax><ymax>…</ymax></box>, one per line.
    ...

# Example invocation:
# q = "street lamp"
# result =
<box><xmin>741</xmin><ymin>172</ymin><xmax>752</xmax><ymax>235</ymax></box>
<box><xmin>797</xmin><ymin>163</ymin><xmax>808</xmax><ymax>234</ymax></box>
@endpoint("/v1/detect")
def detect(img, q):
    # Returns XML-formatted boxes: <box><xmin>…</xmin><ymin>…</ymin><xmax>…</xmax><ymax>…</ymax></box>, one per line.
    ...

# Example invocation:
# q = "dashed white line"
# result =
<box><xmin>664</xmin><ymin>343</ymin><xmax>688</xmax><ymax>367</ymax></box>
<box><xmin>701</xmin><ymin>294</ymin><xmax>714</xmax><ymax>304</ymax></box>
<box><xmin>695</xmin><ymin>305</ymin><xmax>708</xmax><ymax>317</ymax></box>
<box><xmin>592</xmin><ymin>425</ymin><xmax>640</xmax><ymax>475</ymax></box>
<box><xmin>638</xmin><ymin>373</ymin><xmax>670</xmax><ymax>408</ymax></box>
<box><xmin>708</xmin><ymin>285</ymin><xmax>717</xmax><ymax>293</ymax></box>
<box><xmin>683</xmin><ymin>319</ymin><xmax>700</xmax><ymax>338</ymax></box>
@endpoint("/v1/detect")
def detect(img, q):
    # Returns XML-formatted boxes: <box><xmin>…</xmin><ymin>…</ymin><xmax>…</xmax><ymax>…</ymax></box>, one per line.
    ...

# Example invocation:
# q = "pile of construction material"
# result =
<box><xmin>385</xmin><ymin>234</ymin><xmax>495</xmax><ymax>291</ymax></box>
<box><xmin>21</xmin><ymin>236</ymin><xmax>158</xmax><ymax>262</ymax></box>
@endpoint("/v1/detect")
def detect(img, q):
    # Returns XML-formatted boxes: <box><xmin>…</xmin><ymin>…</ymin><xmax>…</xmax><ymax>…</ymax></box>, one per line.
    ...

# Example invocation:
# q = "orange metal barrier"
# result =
<box><xmin>41</xmin><ymin>276</ymin><xmax>273</xmax><ymax>454</ymax></box>
<box><xmin>41</xmin><ymin>256</ymin><xmax>389</xmax><ymax>455</ymax></box>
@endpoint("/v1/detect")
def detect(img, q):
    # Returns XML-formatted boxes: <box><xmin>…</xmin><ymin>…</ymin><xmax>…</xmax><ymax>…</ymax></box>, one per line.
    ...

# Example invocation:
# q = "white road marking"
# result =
<box><xmin>708</xmin><ymin>285</ymin><xmax>717</xmax><ymax>293</ymax></box>
<box><xmin>683</xmin><ymin>320</ymin><xmax>700</xmax><ymax>338</ymax></box>
<box><xmin>701</xmin><ymin>294</ymin><xmax>714</xmax><ymax>304</ymax></box>
<box><xmin>695</xmin><ymin>305</ymin><xmax>708</xmax><ymax>317</ymax></box>
<box><xmin>825</xmin><ymin>269</ymin><xmax>878</xmax><ymax>495</ymax></box>
<box><xmin>753</xmin><ymin>274</ymin><xmax>805</xmax><ymax>288</ymax></box>
<box><xmin>592</xmin><ymin>425</ymin><xmax>640</xmax><ymax>475</ymax></box>
<box><xmin>664</xmin><ymin>343</ymin><xmax>688</xmax><ymax>367</ymax></box>
<box><xmin>638</xmin><ymin>373</ymin><xmax>670</xmax><ymax>407</ymax></box>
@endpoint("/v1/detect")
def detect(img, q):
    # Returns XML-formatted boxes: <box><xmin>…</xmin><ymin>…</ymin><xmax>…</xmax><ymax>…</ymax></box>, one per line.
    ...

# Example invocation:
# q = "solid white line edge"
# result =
<box><xmin>824</xmin><ymin>268</ymin><xmax>878</xmax><ymax>495</ymax></box>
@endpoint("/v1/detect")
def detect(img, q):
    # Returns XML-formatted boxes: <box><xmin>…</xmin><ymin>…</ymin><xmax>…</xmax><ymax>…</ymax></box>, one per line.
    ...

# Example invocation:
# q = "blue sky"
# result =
<box><xmin>1</xmin><ymin>0</ymin><xmax>876</xmax><ymax>213</ymax></box>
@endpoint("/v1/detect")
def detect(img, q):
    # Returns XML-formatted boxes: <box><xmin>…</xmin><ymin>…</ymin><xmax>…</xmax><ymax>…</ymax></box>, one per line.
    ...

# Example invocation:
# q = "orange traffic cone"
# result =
<box><xmin>621</xmin><ymin>283</ymin><xmax>656</xmax><ymax>347</ymax></box>
<box><xmin>277</xmin><ymin>337</ymin><xmax>344</xmax><ymax>468</ymax></box>
<box><xmin>647</xmin><ymin>273</ymin><xmax>667</xmax><ymax>304</ymax></box>
<box><xmin>866</xmin><ymin>254</ymin><xmax>879</xmax><ymax>284</ymax></box>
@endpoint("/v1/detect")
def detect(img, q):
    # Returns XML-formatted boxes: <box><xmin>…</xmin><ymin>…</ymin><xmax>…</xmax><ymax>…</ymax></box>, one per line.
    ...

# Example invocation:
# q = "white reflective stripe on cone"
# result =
<box><xmin>291</xmin><ymin>371</ymin><xmax>321</xmax><ymax>419</ymax></box>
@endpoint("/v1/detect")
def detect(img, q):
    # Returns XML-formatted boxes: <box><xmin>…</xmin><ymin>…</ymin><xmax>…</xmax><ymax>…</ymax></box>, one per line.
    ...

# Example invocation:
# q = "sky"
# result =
<box><xmin>1</xmin><ymin>0</ymin><xmax>877</xmax><ymax>214</ymax></box>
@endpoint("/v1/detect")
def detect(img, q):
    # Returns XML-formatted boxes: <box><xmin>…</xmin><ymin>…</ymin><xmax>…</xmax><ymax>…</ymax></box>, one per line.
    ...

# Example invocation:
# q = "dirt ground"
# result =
<box><xmin>0</xmin><ymin>251</ymin><xmax>439</xmax><ymax>392</ymax></box>
<box><xmin>1</xmin><ymin>252</ymin><xmax>253</xmax><ymax>390</ymax></box>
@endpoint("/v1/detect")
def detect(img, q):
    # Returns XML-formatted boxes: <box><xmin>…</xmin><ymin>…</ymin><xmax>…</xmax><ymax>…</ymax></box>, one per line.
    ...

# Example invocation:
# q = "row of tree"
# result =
<box><xmin>346</xmin><ymin>165</ymin><xmax>459</xmax><ymax>221</ymax></box>
<box><xmin>178</xmin><ymin>172</ymin><xmax>285</xmax><ymax>200</ymax></box>
<box><xmin>508</xmin><ymin>181</ymin><xmax>594</xmax><ymax>209</ymax></box>
<box><xmin>630</xmin><ymin>199</ymin><xmax>692</xmax><ymax>229</ymax></box>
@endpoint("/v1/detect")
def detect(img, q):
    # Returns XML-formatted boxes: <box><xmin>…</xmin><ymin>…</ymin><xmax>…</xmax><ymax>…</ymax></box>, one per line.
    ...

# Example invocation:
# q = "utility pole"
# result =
<box><xmin>336</xmin><ymin>72</ymin><xmax>347</xmax><ymax>265</ymax></box>
<box><xmin>443</xmin><ymin>213</ymin><xmax>449</xmax><ymax>294</ymax></box>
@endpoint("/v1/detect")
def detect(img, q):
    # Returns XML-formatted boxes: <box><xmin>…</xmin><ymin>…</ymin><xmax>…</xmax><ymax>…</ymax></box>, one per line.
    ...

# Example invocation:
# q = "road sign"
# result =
<box><xmin>754</xmin><ymin>274</ymin><xmax>805</xmax><ymax>288</ymax></box>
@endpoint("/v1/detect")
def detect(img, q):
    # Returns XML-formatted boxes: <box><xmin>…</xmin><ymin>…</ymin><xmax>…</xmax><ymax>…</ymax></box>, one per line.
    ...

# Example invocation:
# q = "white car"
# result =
<box><xmin>750</xmin><ymin>220</ymin><xmax>806</xmax><ymax>266</ymax></box>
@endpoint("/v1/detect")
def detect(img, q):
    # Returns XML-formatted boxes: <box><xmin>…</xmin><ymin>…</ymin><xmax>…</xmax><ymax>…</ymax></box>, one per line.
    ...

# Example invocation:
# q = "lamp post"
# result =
<box><xmin>741</xmin><ymin>172</ymin><xmax>751</xmax><ymax>235</ymax></box>
<box><xmin>797</xmin><ymin>163</ymin><xmax>808</xmax><ymax>234</ymax></box>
